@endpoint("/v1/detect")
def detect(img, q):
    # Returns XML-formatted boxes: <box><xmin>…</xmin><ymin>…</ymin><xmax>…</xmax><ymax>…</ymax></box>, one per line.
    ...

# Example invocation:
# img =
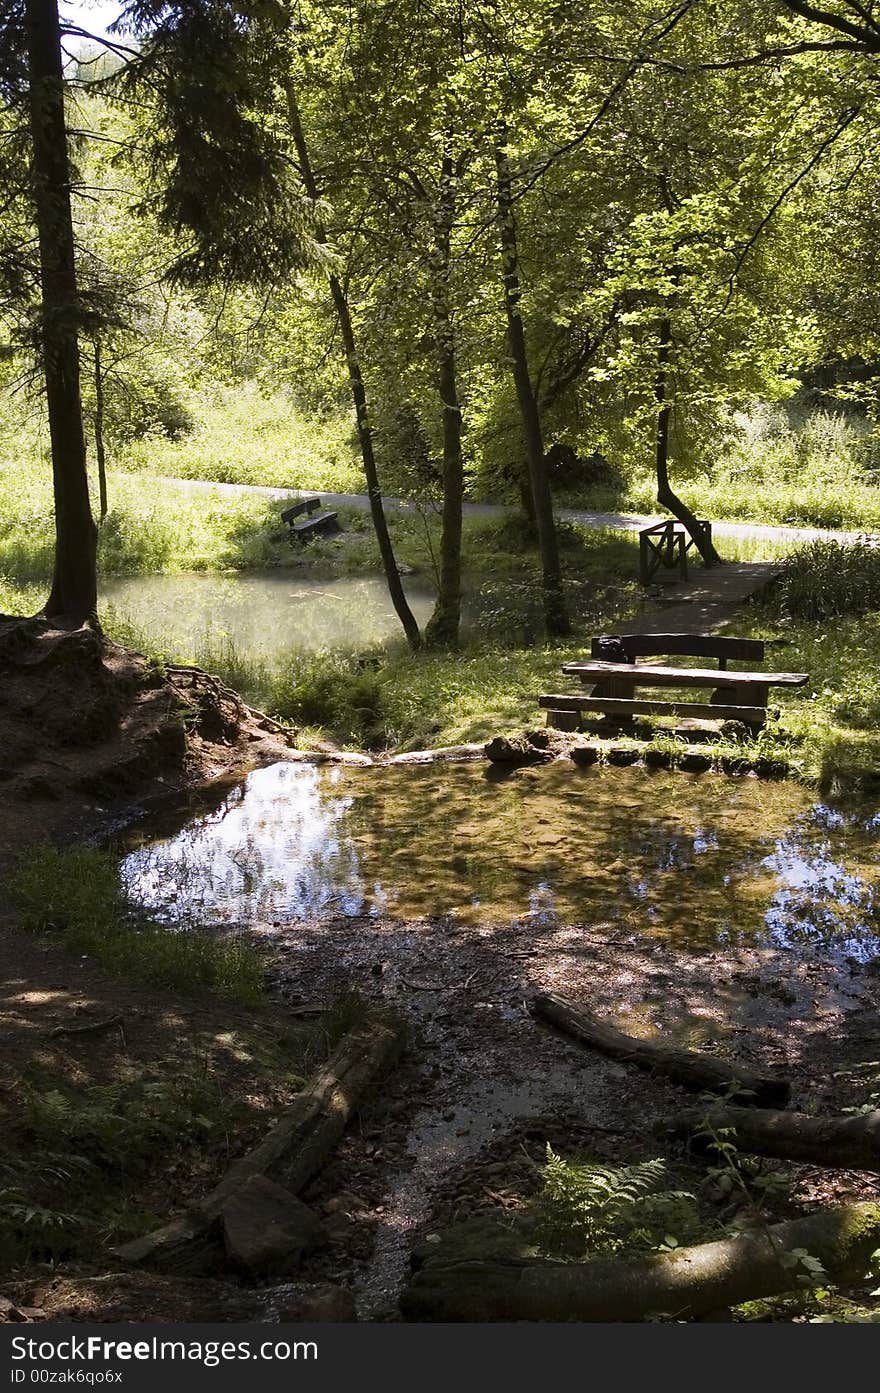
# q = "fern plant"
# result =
<box><xmin>536</xmin><ymin>1149</ymin><xmax>704</xmax><ymax>1259</ymax></box>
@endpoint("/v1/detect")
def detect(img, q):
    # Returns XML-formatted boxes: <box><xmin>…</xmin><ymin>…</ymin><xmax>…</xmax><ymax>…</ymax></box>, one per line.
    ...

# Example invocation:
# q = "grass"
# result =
<box><xmin>0</xmin><ymin>462</ymin><xmax>299</xmax><ymax>580</ymax></box>
<box><xmin>1</xmin><ymin>1062</ymin><xmax>251</xmax><ymax>1263</ymax></box>
<box><xmin>737</xmin><ymin>545</ymin><xmax>880</xmax><ymax>795</ymax></box>
<box><xmin>0</xmin><ymin>383</ymin><xmax>360</xmax><ymax>495</ymax></box>
<box><xmin>9</xmin><ymin>845</ymin><xmax>265</xmax><ymax>1004</ymax></box>
<box><xmin>559</xmin><ymin>404</ymin><xmax>880</xmax><ymax>533</ymax></box>
<box><xmin>0</xmin><ymin>1022</ymin><xmax>326</xmax><ymax>1266</ymax></box>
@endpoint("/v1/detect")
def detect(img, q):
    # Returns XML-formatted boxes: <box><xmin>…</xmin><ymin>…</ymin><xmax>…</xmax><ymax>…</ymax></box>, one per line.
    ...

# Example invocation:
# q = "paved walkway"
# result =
<box><xmin>157</xmin><ymin>475</ymin><xmax>863</xmax><ymax>549</ymax></box>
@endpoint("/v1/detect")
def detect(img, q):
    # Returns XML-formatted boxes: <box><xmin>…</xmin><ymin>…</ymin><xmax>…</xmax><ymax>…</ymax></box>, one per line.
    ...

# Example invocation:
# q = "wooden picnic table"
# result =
<box><xmin>541</xmin><ymin>657</ymin><xmax>808</xmax><ymax>728</ymax></box>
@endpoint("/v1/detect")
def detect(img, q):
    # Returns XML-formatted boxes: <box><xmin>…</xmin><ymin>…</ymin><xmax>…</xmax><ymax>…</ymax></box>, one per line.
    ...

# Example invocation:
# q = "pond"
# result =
<box><xmin>101</xmin><ymin>571</ymin><xmax>437</xmax><ymax>660</ymax></box>
<box><xmin>120</xmin><ymin>760</ymin><xmax>880</xmax><ymax>959</ymax></box>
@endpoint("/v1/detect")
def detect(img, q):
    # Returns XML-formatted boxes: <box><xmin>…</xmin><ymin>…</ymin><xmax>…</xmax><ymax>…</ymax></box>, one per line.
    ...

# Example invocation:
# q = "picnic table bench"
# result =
<box><xmin>280</xmin><ymin>496</ymin><xmax>341</xmax><ymax>541</ymax></box>
<box><xmin>540</xmin><ymin>632</ymin><xmax>808</xmax><ymax>730</ymax></box>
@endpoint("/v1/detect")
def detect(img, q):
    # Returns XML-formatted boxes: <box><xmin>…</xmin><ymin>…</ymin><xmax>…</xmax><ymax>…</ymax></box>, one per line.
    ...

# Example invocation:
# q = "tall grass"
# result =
<box><xmin>772</xmin><ymin>540</ymin><xmax>880</xmax><ymax>621</ymax></box>
<box><xmin>10</xmin><ymin>845</ymin><xmax>264</xmax><ymax>1003</ymax></box>
<box><xmin>562</xmin><ymin>404</ymin><xmax>880</xmax><ymax>531</ymax></box>
<box><xmin>0</xmin><ymin>462</ymin><xmax>295</xmax><ymax>580</ymax></box>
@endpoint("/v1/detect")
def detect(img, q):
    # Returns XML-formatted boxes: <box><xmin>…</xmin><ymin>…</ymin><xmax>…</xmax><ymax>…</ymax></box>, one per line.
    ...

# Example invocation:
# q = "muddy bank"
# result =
<box><xmin>0</xmin><ymin>615</ymin><xmax>300</xmax><ymax>873</ymax></box>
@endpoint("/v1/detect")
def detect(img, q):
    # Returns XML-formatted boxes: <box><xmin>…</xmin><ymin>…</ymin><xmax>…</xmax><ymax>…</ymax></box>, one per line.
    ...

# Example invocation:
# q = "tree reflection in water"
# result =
<box><xmin>119</xmin><ymin>762</ymin><xmax>880</xmax><ymax>959</ymax></box>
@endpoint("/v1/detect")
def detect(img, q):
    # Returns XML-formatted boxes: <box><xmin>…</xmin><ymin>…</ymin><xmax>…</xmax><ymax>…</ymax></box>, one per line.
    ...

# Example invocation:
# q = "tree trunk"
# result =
<box><xmin>655</xmin><ymin>314</ymin><xmax>720</xmax><ymax>567</ymax></box>
<box><xmin>112</xmin><ymin>1016</ymin><xmax>403</xmax><ymax>1273</ymax></box>
<box><xmin>94</xmin><ymin>338</ymin><xmax>107</xmax><ymax>520</ymax></box>
<box><xmin>674</xmin><ymin>1104</ymin><xmax>880</xmax><ymax>1172</ymax></box>
<box><xmin>25</xmin><ymin>0</ymin><xmax>97</xmax><ymax>626</ymax></box>
<box><xmin>424</xmin><ymin>154</ymin><xmax>464</xmax><ymax>648</ymax></box>
<box><xmin>284</xmin><ymin>80</ymin><xmax>421</xmax><ymax>650</ymax></box>
<box><xmin>532</xmin><ymin>992</ymin><xmax>790</xmax><ymax>1107</ymax></box>
<box><xmin>402</xmin><ymin>1200</ymin><xmax>880</xmax><ymax>1321</ymax></box>
<box><xmin>494</xmin><ymin>142</ymin><xmax>568</xmax><ymax>637</ymax></box>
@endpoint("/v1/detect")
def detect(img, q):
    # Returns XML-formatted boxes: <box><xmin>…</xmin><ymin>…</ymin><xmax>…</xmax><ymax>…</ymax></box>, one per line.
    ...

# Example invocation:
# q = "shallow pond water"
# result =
<box><xmin>120</xmin><ymin>761</ymin><xmax>880</xmax><ymax>958</ymax></box>
<box><xmin>101</xmin><ymin>572</ymin><xmax>437</xmax><ymax>660</ymax></box>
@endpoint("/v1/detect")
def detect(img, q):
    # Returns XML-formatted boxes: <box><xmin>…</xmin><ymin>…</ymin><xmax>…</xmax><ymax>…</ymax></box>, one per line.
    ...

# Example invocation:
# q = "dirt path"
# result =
<box><xmin>156</xmin><ymin>475</ymin><xmax>864</xmax><ymax>549</ymax></box>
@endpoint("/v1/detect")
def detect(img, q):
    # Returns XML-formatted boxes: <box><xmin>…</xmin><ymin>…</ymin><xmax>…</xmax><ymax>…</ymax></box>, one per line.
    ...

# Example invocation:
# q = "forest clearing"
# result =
<box><xmin>2</xmin><ymin>0</ymin><xmax>880</xmax><ymax>1347</ymax></box>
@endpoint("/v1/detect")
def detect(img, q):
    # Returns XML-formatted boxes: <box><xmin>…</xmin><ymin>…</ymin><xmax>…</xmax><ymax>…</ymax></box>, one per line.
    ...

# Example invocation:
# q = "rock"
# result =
<box><xmin>606</xmin><ymin>746</ymin><xmax>640</xmax><ymax>767</ymax></box>
<box><xmin>679</xmin><ymin>751</ymin><xmax>711</xmax><ymax>772</ymax></box>
<box><xmin>221</xmin><ymin>1176</ymin><xmax>326</xmax><ymax>1277</ymax></box>
<box><xmin>280</xmin><ymin>1284</ymin><xmax>356</xmax><ymax>1323</ymax></box>
<box><xmin>484</xmin><ymin>733</ymin><xmax>545</xmax><ymax>764</ymax></box>
<box><xmin>323</xmin><ymin>1191</ymin><xmax>369</xmax><ymax>1215</ymax></box>
<box><xmin>323</xmin><ymin>1212</ymin><xmax>355</xmax><ymax>1240</ymax></box>
<box><xmin>721</xmin><ymin>755</ymin><xmax>751</xmax><ymax>775</ymax></box>
<box><xmin>754</xmin><ymin>757</ymin><xmax>789</xmax><ymax>779</ymax></box>
<box><xmin>720</xmin><ymin>719</ymin><xmax>748</xmax><ymax>740</ymax></box>
<box><xmin>570</xmin><ymin>743</ymin><xmax>599</xmax><ymax>766</ymax></box>
<box><xmin>0</xmin><ymin>1296</ymin><xmax>41</xmax><ymax>1322</ymax></box>
<box><xmin>643</xmin><ymin>748</ymin><xmax>674</xmax><ymax>768</ymax></box>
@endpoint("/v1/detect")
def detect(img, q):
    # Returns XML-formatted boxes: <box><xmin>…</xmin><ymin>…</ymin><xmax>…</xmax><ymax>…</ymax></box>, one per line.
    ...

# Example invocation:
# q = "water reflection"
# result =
<box><xmin>120</xmin><ymin>761</ymin><xmax>880</xmax><ymax>958</ymax></box>
<box><xmin>102</xmin><ymin>572</ymin><xmax>437</xmax><ymax>660</ymax></box>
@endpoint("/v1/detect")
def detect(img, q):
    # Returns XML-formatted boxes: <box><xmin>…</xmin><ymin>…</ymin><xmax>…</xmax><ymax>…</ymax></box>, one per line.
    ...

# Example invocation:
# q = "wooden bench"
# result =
<box><xmin>281</xmin><ymin>497</ymin><xmax>322</xmax><ymax>524</ymax></box>
<box><xmin>289</xmin><ymin>510</ymin><xmax>341</xmax><ymax>541</ymax></box>
<box><xmin>540</xmin><ymin>633</ymin><xmax>807</xmax><ymax>731</ymax></box>
<box><xmin>590</xmin><ymin>632</ymin><xmax>765</xmax><ymax>670</ymax></box>
<box><xmin>639</xmin><ymin>518</ymin><xmax>712</xmax><ymax>586</ymax></box>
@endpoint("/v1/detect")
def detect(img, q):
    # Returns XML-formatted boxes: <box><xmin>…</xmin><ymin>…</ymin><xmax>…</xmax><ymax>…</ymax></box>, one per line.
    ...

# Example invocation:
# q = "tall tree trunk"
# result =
<box><xmin>424</xmin><ymin>154</ymin><xmax>464</xmax><ymax>648</ymax></box>
<box><xmin>94</xmin><ymin>338</ymin><xmax>107</xmax><ymax>520</ymax></box>
<box><xmin>655</xmin><ymin>315</ymin><xmax>720</xmax><ymax>566</ymax></box>
<box><xmin>283</xmin><ymin>81</ymin><xmax>421</xmax><ymax>650</ymax></box>
<box><xmin>494</xmin><ymin>143</ymin><xmax>568</xmax><ymax>637</ymax></box>
<box><xmin>25</xmin><ymin>0</ymin><xmax>97</xmax><ymax>626</ymax></box>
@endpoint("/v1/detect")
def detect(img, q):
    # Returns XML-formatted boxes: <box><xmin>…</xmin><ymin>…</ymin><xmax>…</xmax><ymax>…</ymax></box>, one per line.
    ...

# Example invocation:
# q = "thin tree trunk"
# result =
<box><xmin>25</xmin><ymin>0</ymin><xmax>97</xmax><ymax>625</ymax></box>
<box><xmin>494</xmin><ymin>142</ymin><xmax>569</xmax><ymax>637</ymax></box>
<box><xmin>424</xmin><ymin>154</ymin><xmax>463</xmax><ymax>648</ymax></box>
<box><xmin>94</xmin><ymin>338</ymin><xmax>107</xmax><ymax>520</ymax></box>
<box><xmin>655</xmin><ymin>315</ymin><xmax>720</xmax><ymax>566</ymax></box>
<box><xmin>283</xmin><ymin>81</ymin><xmax>421</xmax><ymax>650</ymax></box>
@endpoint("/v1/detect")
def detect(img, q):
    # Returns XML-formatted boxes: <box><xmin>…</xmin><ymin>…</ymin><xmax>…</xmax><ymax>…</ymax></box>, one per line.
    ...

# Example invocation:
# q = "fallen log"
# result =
<box><xmin>111</xmin><ymin>1016</ymin><xmax>403</xmax><ymax>1272</ymax></box>
<box><xmin>672</xmin><ymin>1104</ymin><xmax>880</xmax><ymax>1172</ymax></box>
<box><xmin>401</xmin><ymin>1200</ymin><xmax>880</xmax><ymax>1322</ymax></box>
<box><xmin>531</xmin><ymin>992</ymin><xmax>789</xmax><ymax>1107</ymax></box>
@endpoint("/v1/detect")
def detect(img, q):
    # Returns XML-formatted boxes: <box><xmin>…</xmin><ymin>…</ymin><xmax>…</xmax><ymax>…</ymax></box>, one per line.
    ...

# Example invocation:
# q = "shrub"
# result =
<box><xmin>773</xmin><ymin>540</ymin><xmax>880</xmax><ymax>621</ymax></box>
<box><xmin>272</xmin><ymin>650</ymin><xmax>389</xmax><ymax>747</ymax></box>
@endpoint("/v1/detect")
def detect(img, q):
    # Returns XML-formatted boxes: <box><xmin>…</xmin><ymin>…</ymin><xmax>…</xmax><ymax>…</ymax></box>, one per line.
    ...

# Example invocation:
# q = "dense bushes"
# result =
<box><xmin>773</xmin><ymin>540</ymin><xmax>880</xmax><ymax>620</ymax></box>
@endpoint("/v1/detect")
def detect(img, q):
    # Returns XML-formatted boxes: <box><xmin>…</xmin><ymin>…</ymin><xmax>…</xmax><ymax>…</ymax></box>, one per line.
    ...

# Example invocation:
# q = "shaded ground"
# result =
<box><xmin>257</xmin><ymin>904</ymin><xmax>880</xmax><ymax>1316</ymax></box>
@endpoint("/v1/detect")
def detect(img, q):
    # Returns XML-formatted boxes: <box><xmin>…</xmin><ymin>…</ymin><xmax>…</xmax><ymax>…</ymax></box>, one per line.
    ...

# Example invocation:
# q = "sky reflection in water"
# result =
<box><xmin>120</xmin><ymin>762</ymin><xmax>880</xmax><ymax>957</ymax></box>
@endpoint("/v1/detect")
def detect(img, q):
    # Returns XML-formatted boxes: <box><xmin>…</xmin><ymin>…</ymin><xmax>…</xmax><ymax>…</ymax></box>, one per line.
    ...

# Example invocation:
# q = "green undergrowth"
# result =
<box><xmin>739</xmin><ymin>543</ymin><xmax>880</xmax><ymax>796</ymax></box>
<box><xmin>0</xmin><ymin>1026</ymin><xmax>325</xmax><ymax>1266</ymax></box>
<box><xmin>558</xmin><ymin>406</ymin><xmax>880</xmax><ymax>533</ymax></box>
<box><xmin>9</xmin><ymin>845</ymin><xmax>264</xmax><ymax>1004</ymax></box>
<box><xmin>423</xmin><ymin>1119</ymin><xmax>880</xmax><ymax>1322</ymax></box>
